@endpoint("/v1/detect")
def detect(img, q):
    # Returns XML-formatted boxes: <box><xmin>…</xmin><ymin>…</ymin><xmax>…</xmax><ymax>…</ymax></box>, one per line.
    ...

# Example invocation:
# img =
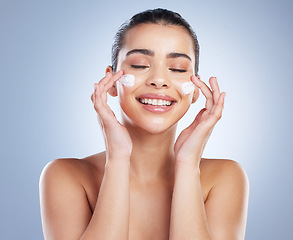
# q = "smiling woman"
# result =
<box><xmin>39</xmin><ymin>8</ymin><xmax>249</xmax><ymax>240</ymax></box>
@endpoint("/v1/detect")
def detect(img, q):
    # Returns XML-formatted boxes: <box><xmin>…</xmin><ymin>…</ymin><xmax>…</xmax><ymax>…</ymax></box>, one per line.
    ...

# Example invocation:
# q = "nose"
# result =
<box><xmin>145</xmin><ymin>68</ymin><xmax>171</xmax><ymax>89</ymax></box>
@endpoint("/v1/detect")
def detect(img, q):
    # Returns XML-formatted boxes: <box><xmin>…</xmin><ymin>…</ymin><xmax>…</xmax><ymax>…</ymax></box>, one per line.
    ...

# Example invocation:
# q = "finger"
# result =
<box><xmin>98</xmin><ymin>72</ymin><xmax>113</xmax><ymax>87</ymax></box>
<box><xmin>191</xmin><ymin>75</ymin><xmax>214</xmax><ymax>111</ymax></box>
<box><xmin>213</xmin><ymin>76</ymin><xmax>220</xmax><ymax>90</ymax></box>
<box><xmin>93</xmin><ymin>83</ymin><xmax>106</xmax><ymax>108</ymax></box>
<box><xmin>94</xmin><ymin>70</ymin><xmax>123</xmax><ymax>104</ymax></box>
<box><xmin>210</xmin><ymin>92</ymin><xmax>226</xmax><ymax>121</ymax></box>
<box><xmin>104</xmin><ymin>70</ymin><xmax>124</xmax><ymax>91</ymax></box>
<box><xmin>93</xmin><ymin>70</ymin><xmax>124</xmax><ymax>126</ymax></box>
<box><xmin>209</xmin><ymin>77</ymin><xmax>220</xmax><ymax>104</ymax></box>
<box><xmin>189</xmin><ymin>108</ymin><xmax>206</xmax><ymax>129</ymax></box>
<box><xmin>93</xmin><ymin>83</ymin><xmax>117</xmax><ymax>123</ymax></box>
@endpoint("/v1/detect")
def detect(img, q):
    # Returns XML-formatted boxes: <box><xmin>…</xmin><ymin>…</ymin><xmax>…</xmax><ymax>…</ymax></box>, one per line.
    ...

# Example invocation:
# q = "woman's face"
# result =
<box><xmin>114</xmin><ymin>23</ymin><xmax>199</xmax><ymax>133</ymax></box>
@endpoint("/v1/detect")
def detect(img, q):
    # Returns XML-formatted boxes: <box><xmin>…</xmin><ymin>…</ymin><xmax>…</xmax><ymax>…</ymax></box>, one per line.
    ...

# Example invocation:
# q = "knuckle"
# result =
<box><xmin>94</xmin><ymin>101</ymin><xmax>102</xmax><ymax>109</ymax></box>
<box><xmin>93</xmin><ymin>104</ymin><xmax>99</xmax><ymax>112</ymax></box>
<box><xmin>95</xmin><ymin>83</ymin><xmax>102</xmax><ymax>91</ymax></box>
<box><xmin>211</xmin><ymin>113</ymin><xmax>221</xmax><ymax>121</ymax></box>
<box><xmin>93</xmin><ymin>100</ymin><xmax>102</xmax><ymax>110</ymax></box>
<box><xmin>217</xmin><ymin>112</ymin><xmax>222</xmax><ymax>120</ymax></box>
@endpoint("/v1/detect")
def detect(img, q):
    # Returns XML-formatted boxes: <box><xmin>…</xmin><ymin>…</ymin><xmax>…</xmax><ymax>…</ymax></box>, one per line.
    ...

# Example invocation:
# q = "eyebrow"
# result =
<box><xmin>167</xmin><ymin>52</ymin><xmax>192</xmax><ymax>62</ymax></box>
<box><xmin>126</xmin><ymin>48</ymin><xmax>192</xmax><ymax>62</ymax></box>
<box><xmin>126</xmin><ymin>49</ymin><xmax>155</xmax><ymax>56</ymax></box>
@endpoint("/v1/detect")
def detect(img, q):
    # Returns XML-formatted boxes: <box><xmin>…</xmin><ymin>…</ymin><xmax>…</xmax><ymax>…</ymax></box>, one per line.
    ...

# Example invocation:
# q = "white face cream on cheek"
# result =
<box><xmin>118</xmin><ymin>74</ymin><xmax>135</xmax><ymax>87</ymax></box>
<box><xmin>181</xmin><ymin>81</ymin><xmax>195</xmax><ymax>95</ymax></box>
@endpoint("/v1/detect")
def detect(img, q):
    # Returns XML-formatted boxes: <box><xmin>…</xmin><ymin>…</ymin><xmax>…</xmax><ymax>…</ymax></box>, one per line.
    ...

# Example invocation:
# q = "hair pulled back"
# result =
<box><xmin>111</xmin><ymin>8</ymin><xmax>200</xmax><ymax>76</ymax></box>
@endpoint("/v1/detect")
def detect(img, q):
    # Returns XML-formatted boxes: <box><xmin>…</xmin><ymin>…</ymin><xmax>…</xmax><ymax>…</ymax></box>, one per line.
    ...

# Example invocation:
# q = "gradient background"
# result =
<box><xmin>1</xmin><ymin>0</ymin><xmax>292</xmax><ymax>239</ymax></box>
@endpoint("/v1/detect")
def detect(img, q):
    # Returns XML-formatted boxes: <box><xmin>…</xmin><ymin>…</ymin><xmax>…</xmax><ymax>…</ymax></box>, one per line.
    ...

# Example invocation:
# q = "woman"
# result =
<box><xmin>39</xmin><ymin>8</ymin><xmax>249</xmax><ymax>240</ymax></box>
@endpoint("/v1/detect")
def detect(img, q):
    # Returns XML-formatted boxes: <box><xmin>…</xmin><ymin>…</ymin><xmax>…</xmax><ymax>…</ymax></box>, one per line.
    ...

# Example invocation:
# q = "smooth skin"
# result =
<box><xmin>39</xmin><ymin>23</ymin><xmax>249</xmax><ymax>240</ymax></box>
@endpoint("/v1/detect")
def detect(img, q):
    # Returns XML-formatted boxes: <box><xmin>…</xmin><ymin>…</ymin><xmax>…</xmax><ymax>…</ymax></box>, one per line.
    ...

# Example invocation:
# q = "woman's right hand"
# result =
<box><xmin>91</xmin><ymin>70</ymin><xmax>132</xmax><ymax>163</ymax></box>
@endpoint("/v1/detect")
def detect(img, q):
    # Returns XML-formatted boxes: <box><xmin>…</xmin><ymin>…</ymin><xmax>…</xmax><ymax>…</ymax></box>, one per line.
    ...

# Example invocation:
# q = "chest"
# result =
<box><xmin>85</xmin><ymin>177</ymin><xmax>211</xmax><ymax>240</ymax></box>
<box><xmin>128</xmin><ymin>183</ymin><xmax>173</xmax><ymax>240</ymax></box>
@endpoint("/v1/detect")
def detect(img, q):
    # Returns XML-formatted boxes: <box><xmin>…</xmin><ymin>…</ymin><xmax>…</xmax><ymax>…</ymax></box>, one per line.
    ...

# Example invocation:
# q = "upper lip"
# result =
<box><xmin>136</xmin><ymin>93</ymin><xmax>177</xmax><ymax>102</ymax></box>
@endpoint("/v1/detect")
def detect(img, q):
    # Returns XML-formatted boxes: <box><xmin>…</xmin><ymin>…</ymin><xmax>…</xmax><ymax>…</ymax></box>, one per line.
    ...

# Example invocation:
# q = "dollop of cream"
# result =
<box><xmin>181</xmin><ymin>81</ymin><xmax>195</xmax><ymax>95</ymax></box>
<box><xmin>118</xmin><ymin>74</ymin><xmax>135</xmax><ymax>87</ymax></box>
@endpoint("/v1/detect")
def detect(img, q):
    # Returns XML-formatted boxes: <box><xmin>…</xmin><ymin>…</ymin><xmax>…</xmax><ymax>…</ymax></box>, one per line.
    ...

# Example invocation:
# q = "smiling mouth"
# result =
<box><xmin>136</xmin><ymin>98</ymin><xmax>176</xmax><ymax>107</ymax></box>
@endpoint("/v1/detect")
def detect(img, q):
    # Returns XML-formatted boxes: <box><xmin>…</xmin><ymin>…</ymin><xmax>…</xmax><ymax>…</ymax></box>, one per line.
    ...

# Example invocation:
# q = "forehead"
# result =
<box><xmin>121</xmin><ymin>23</ymin><xmax>195</xmax><ymax>61</ymax></box>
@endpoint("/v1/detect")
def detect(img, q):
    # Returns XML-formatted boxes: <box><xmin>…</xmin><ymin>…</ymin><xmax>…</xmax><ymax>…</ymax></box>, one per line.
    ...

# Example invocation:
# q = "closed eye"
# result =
<box><xmin>169</xmin><ymin>68</ymin><xmax>187</xmax><ymax>73</ymax></box>
<box><xmin>131</xmin><ymin>65</ymin><xmax>149</xmax><ymax>69</ymax></box>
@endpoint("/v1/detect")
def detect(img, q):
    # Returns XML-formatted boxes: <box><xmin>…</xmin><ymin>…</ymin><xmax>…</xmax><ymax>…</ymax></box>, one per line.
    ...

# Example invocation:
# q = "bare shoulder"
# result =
<box><xmin>201</xmin><ymin>158</ymin><xmax>249</xmax><ymax>181</ymax></box>
<box><xmin>39</xmin><ymin>152</ymin><xmax>106</xmax><ymax>185</ymax></box>
<box><xmin>39</xmin><ymin>152</ymin><xmax>106</xmax><ymax>239</ymax></box>
<box><xmin>200</xmin><ymin>158</ymin><xmax>249</xmax><ymax>193</ymax></box>
<box><xmin>40</xmin><ymin>158</ymin><xmax>84</xmax><ymax>180</ymax></box>
<box><xmin>201</xmin><ymin>158</ymin><xmax>250</xmax><ymax>238</ymax></box>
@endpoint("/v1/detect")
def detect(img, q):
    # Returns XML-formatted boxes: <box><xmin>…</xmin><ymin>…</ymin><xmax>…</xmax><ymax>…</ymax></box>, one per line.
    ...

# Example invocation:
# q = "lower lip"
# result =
<box><xmin>138</xmin><ymin>101</ymin><xmax>175</xmax><ymax>113</ymax></box>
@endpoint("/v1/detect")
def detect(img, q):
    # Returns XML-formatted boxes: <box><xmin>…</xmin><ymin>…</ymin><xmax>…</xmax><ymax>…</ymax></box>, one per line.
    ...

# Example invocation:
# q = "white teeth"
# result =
<box><xmin>140</xmin><ymin>98</ymin><xmax>172</xmax><ymax>106</ymax></box>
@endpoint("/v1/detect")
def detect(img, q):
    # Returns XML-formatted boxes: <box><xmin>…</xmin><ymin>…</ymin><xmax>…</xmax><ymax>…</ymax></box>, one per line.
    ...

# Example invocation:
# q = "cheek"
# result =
<box><xmin>117</xmin><ymin>83</ymin><xmax>138</xmax><ymax>112</ymax></box>
<box><xmin>118</xmin><ymin>74</ymin><xmax>135</xmax><ymax>87</ymax></box>
<box><xmin>117</xmin><ymin>74</ymin><xmax>136</xmax><ymax>99</ymax></box>
<box><xmin>172</xmin><ymin>80</ymin><xmax>195</xmax><ymax>103</ymax></box>
<box><xmin>181</xmin><ymin>81</ymin><xmax>195</xmax><ymax>95</ymax></box>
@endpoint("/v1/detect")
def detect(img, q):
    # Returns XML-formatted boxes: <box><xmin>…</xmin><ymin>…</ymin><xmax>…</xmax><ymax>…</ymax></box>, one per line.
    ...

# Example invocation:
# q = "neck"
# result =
<box><xmin>122</xmin><ymin>117</ymin><xmax>177</xmax><ymax>185</ymax></box>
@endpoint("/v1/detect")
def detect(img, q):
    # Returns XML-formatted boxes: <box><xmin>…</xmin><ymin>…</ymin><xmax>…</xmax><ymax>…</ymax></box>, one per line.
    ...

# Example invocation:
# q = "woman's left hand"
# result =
<box><xmin>174</xmin><ymin>75</ymin><xmax>226</xmax><ymax>170</ymax></box>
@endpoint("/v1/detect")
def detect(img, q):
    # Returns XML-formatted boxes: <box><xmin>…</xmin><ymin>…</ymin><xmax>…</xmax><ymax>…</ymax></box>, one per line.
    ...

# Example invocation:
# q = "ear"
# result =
<box><xmin>191</xmin><ymin>75</ymin><xmax>201</xmax><ymax>103</ymax></box>
<box><xmin>106</xmin><ymin>66</ymin><xmax>118</xmax><ymax>97</ymax></box>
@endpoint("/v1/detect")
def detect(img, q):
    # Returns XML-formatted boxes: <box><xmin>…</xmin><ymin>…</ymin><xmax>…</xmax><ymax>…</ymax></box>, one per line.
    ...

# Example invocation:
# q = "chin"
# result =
<box><xmin>142</xmin><ymin>124</ymin><xmax>174</xmax><ymax>134</ymax></box>
<box><xmin>123</xmin><ymin>112</ymin><xmax>178</xmax><ymax>134</ymax></box>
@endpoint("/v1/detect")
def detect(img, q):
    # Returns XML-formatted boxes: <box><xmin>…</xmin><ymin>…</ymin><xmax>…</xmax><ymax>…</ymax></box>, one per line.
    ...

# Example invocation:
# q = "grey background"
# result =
<box><xmin>1</xmin><ymin>0</ymin><xmax>292</xmax><ymax>239</ymax></box>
